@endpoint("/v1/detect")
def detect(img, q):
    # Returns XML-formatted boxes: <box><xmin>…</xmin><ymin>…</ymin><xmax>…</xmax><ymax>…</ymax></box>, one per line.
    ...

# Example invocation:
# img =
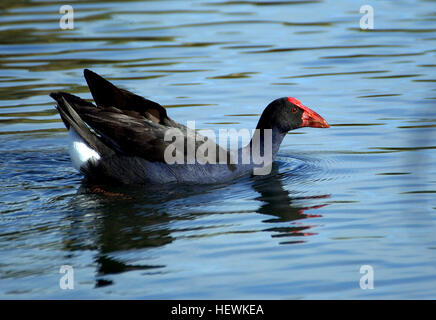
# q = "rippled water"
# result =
<box><xmin>0</xmin><ymin>0</ymin><xmax>435</xmax><ymax>299</ymax></box>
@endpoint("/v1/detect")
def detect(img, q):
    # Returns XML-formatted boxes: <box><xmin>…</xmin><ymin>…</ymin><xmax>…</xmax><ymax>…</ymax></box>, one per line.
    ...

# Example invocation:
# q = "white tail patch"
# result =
<box><xmin>68</xmin><ymin>128</ymin><xmax>100</xmax><ymax>171</ymax></box>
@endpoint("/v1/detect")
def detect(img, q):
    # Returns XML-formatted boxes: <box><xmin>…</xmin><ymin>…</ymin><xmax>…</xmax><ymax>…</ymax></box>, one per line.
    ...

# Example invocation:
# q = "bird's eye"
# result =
<box><xmin>291</xmin><ymin>107</ymin><xmax>297</xmax><ymax>113</ymax></box>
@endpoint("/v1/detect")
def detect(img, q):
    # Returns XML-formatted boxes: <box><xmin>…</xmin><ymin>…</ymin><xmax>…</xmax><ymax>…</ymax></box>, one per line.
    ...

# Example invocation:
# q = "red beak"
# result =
<box><xmin>301</xmin><ymin>107</ymin><xmax>330</xmax><ymax>128</ymax></box>
<box><xmin>288</xmin><ymin>97</ymin><xmax>329</xmax><ymax>128</ymax></box>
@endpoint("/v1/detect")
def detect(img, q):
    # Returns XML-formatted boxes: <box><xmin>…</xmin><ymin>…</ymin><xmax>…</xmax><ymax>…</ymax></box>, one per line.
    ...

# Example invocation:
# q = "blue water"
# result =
<box><xmin>0</xmin><ymin>0</ymin><xmax>435</xmax><ymax>299</ymax></box>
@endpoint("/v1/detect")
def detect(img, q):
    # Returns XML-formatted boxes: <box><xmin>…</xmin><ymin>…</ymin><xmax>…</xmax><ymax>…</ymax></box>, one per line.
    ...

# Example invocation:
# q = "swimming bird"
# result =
<box><xmin>50</xmin><ymin>69</ymin><xmax>329</xmax><ymax>184</ymax></box>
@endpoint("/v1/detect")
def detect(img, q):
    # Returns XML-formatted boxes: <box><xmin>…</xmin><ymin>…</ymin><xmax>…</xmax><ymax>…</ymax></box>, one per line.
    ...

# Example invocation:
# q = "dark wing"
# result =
<box><xmin>52</xmin><ymin>69</ymin><xmax>235</xmax><ymax>169</ymax></box>
<box><xmin>83</xmin><ymin>69</ymin><xmax>176</xmax><ymax>126</ymax></box>
<box><xmin>51</xmin><ymin>91</ymin><xmax>181</xmax><ymax>163</ymax></box>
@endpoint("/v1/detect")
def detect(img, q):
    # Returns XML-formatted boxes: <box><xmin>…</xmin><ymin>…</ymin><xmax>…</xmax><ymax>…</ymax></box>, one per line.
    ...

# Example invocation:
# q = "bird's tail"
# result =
<box><xmin>50</xmin><ymin>92</ymin><xmax>113</xmax><ymax>170</ymax></box>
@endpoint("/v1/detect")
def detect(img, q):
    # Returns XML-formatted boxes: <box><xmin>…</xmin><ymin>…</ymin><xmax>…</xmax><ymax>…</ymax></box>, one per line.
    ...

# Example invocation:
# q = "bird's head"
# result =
<box><xmin>258</xmin><ymin>97</ymin><xmax>329</xmax><ymax>133</ymax></box>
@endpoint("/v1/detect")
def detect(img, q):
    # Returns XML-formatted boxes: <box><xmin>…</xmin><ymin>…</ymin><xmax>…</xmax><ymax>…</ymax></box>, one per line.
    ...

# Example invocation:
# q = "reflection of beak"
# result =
<box><xmin>301</xmin><ymin>107</ymin><xmax>330</xmax><ymax>128</ymax></box>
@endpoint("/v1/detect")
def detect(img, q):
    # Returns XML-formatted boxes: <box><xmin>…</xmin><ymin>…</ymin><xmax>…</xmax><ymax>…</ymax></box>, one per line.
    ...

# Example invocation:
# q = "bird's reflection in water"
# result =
<box><xmin>63</xmin><ymin>165</ymin><xmax>329</xmax><ymax>288</ymax></box>
<box><xmin>252</xmin><ymin>169</ymin><xmax>329</xmax><ymax>245</ymax></box>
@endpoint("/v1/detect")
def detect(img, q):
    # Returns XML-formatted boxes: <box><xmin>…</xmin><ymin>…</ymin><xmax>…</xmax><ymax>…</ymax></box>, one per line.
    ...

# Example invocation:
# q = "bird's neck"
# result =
<box><xmin>250</xmin><ymin>126</ymin><xmax>286</xmax><ymax>159</ymax></box>
<box><xmin>254</xmin><ymin>111</ymin><xmax>287</xmax><ymax>157</ymax></box>
<box><xmin>237</xmin><ymin>125</ymin><xmax>286</xmax><ymax>168</ymax></box>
